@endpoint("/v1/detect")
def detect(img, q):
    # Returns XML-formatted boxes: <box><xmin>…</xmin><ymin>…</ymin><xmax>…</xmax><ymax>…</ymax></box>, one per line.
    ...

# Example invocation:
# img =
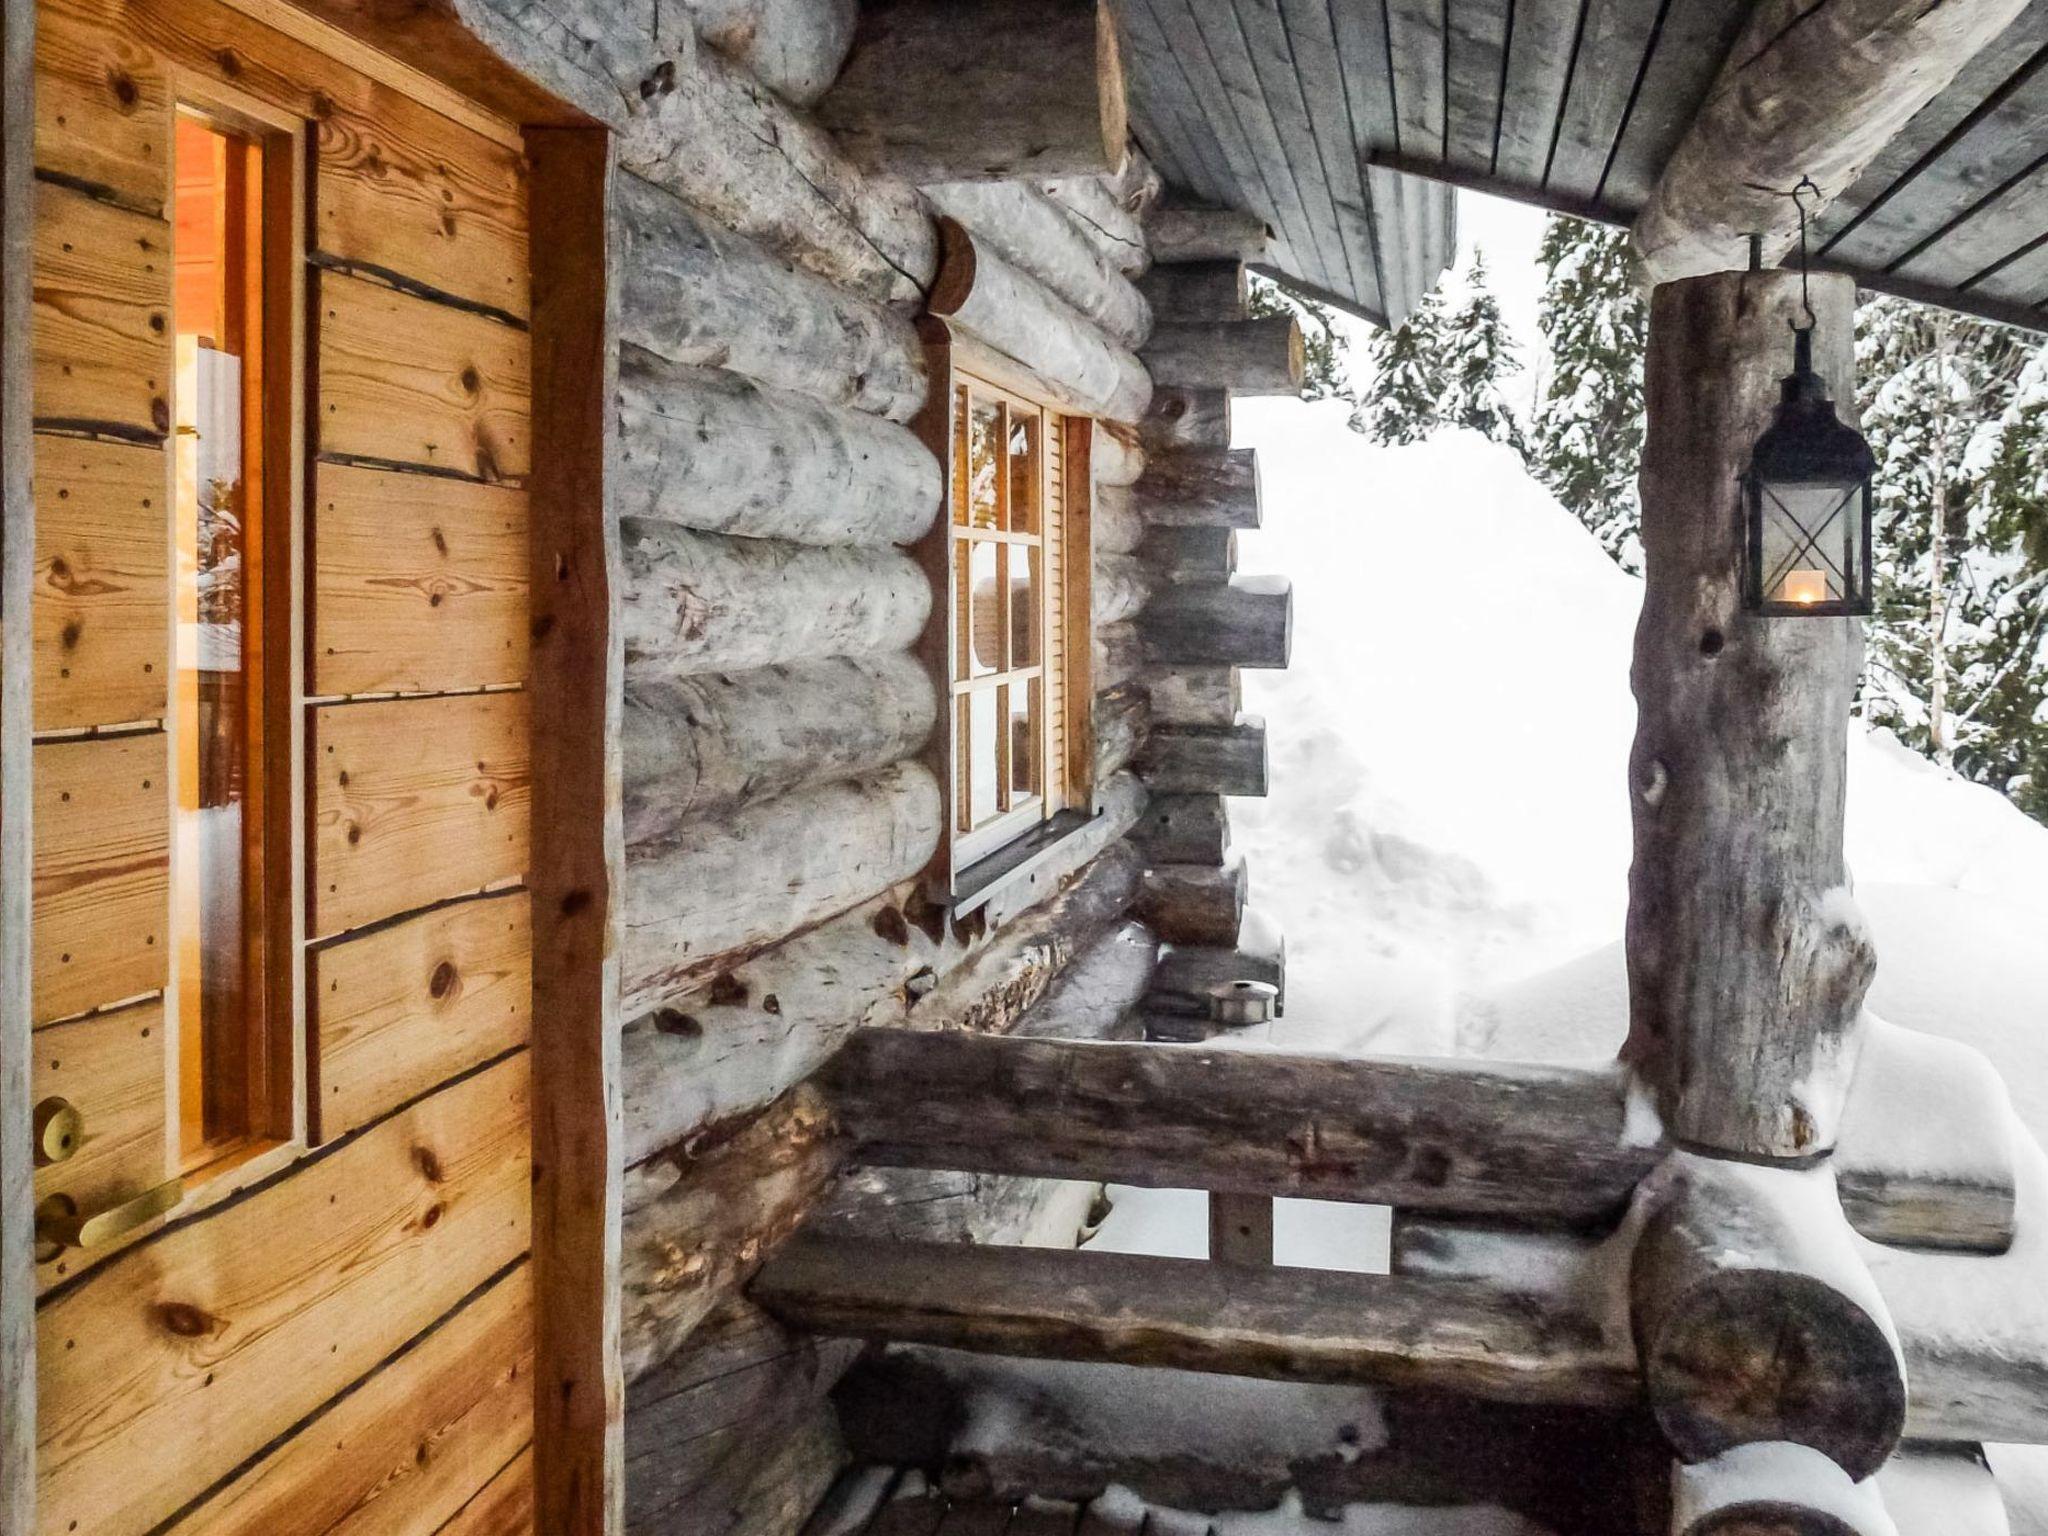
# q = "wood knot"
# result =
<box><xmin>154</xmin><ymin>1301</ymin><xmax>216</xmax><ymax>1338</ymax></box>
<box><xmin>639</xmin><ymin>60</ymin><xmax>676</xmax><ymax>99</ymax></box>
<box><xmin>415</xmin><ymin>1146</ymin><xmax>444</xmax><ymax>1182</ymax></box>
<box><xmin>109</xmin><ymin>71</ymin><xmax>139</xmax><ymax>107</ymax></box>
<box><xmin>707</xmin><ymin>972</ymin><xmax>749</xmax><ymax>1007</ymax></box>
<box><xmin>652</xmin><ymin>1010</ymin><xmax>702</xmax><ymax>1039</ymax></box>
<box><xmin>761</xmin><ymin>993</ymin><xmax>781</xmax><ymax>1015</ymax></box>
<box><xmin>871</xmin><ymin>906</ymin><xmax>910</xmax><ymax>946</ymax></box>
<box><xmin>428</xmin><ymin>960</ymin><xmax>459</xmax><ymax>1000</ymax></box>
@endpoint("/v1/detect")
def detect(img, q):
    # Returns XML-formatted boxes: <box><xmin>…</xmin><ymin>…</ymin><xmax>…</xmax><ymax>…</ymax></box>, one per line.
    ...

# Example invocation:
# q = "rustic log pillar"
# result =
<box><xmin>1140</xmin><ymin>717</ymin><xmax>1267</xmax><ymax>797</ymax></box>
<box><xmin>1624</xmin><ymin>269</ymin><xmax>1876</xmax><ymax>1161</ymax></box>
<box><xmin>1133</xmin><ymin>447</ymin><xmax>1261</xmax><ymax>528</ymax></box>
<box><xmin>1142</xmin><ymin>576</ymin><xmax>1291</xmax><ymax>669</ymax></box>
<box><xmin>1142</xmin><ymin>317</ymin><xmax>1303</xmax><ymax>396</ymax></box>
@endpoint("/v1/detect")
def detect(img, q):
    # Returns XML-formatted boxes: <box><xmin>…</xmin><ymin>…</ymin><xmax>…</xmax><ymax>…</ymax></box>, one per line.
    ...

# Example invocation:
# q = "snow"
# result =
<box><xmin>1675</xmin><ymin>1443</ymin><xmax>1898</xmax><ymax>1536</ymax></box>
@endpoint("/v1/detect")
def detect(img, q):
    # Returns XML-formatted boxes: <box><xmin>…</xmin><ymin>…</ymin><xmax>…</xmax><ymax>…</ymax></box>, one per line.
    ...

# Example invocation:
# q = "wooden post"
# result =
<box><xmin>0</xmin><ymin>0</ymin><xmax>33</xmax><ymax>1516</ymax></box>
<box><xmin>526</xmin><ymin>126</ymin><xmax>625</xmax><ymax>1536</ymax></box>
<box><xmin>1624</xmin><ymin>269</ymin><xmax>1875</xmax><ymax>1161</ymax></box>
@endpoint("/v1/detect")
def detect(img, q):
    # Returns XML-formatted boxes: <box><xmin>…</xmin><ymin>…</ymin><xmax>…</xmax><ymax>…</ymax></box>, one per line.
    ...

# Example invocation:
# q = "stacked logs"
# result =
<box><xmin>1126</xmin><ymin>217</ymin><xmax>1300</xmax><ymax>1036</ymax></box>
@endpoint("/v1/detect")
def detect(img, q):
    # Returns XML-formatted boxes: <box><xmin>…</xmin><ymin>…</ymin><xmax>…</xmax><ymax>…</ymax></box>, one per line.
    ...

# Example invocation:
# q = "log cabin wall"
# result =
<box><xmin>26</xmin><ymin>0</ymin><xmax>539</xmax><ymax>1530</ymax></box>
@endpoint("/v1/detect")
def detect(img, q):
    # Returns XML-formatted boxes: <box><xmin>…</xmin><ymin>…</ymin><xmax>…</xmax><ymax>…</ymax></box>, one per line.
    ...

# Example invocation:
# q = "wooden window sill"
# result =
<box><xmin>945</xmin><ymin>807</ymin><xmax>1101</xmax><ymax>918</ymax></box>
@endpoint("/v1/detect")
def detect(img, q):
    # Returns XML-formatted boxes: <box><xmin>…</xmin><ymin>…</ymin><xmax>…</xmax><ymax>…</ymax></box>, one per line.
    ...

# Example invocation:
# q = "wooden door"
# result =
<box><xmin>28</xmin><ymin>0</ymin><xmax>537</xmax><ymax>1529</ymax></box>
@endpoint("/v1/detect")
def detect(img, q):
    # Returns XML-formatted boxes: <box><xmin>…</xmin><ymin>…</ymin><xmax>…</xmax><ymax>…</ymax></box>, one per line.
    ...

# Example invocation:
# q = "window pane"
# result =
<box><xmin>1009</xmin><ymin>679</ymin><xmax>1040</xmax><ymax>801</ymax></box>
<box><xmin>966</xmin><ymin>395</ymin><xmax>1001</xmax><ymax>530</ymax></box>
<box><xmin>1010</xmin><ymin>544</ymin><xmax>1039</xmax><ymax>668</ymax></box>
<box><xmin>960</xmin><ymin>690</ymin><xmax>999</xmax><ymax>830</ymax></box>
<box><xmin>1007</xmin><ymin>408</ymin><xmax>1040</xmax><ymax>534</ymax></box>
<box><xmin>968</xmin><ymin>539</ymin><xmax>1002</xmax><ymax>677</ymax></box>
<box><xmin>951</xmin><ymin>385</ymin><xmax>971</xmax><ymax>527</ymax></box>
<box><xmin>1761</xmin><ymin>480</ymin><xmax>1859</xmax><ymax>605</ymax></box>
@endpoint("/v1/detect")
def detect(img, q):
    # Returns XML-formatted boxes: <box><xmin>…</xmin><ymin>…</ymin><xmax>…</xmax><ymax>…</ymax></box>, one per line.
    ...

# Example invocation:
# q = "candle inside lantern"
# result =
<box><xmin>1777</xmin><ymin>569</ymin><xmax>1829</xmax><ymax>605</ymax></box>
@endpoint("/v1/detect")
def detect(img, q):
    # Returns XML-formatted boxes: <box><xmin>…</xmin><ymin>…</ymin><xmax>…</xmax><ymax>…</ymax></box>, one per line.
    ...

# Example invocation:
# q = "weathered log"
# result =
<box><xmin>818</xmin><ymin>0</ymin><xmax>1125</xmax><ymax>184</ymax></box>
<box><xmin>1142</xmin><ymin>317</ymin><xmax>1302</xmax><ymax>396</ymax></box>
<box><xmin>1672</xmin><ymin>1444</ymin><xmax>1898</xmax><ymax>1536</ymax></box>
<box><xmin>821</xmin><ymin>1031</ymin><xmax>1661</xmax><ymax>1223</ymax></box>
<box><xmin>1145</xmin><ymin>914</ymin><xmax>1285</xmax><ymax>1022</ymax></box>
<box><xmin>1140</xmin><ymin>717</ymin><xmax>1267</xmax><ymax>797</ymax></box>
<box><xmin>1147</xmin><ymin>206</ymin><xmax>1271</xmax><ymax>265</ymax></box>
<box><xmin>620</xmin><ymin>519</ymin><xmax>929</xmax><ymax>682</ymax></box>
<box><xmin>923</xmin><ymin>181</ymin><xmax>1151</xmax><ymax>348</ymax></box>
<box><xmin>615</xmin><ymin>28</ymin><xmax>936</xmax><ymax>305</ymax></box>
<box><xmin>1092</xmin><ymin>483</ymin><xmax>1144</xmax><ymax>555</ymax></box>
<box><xmin>674</xmin><ymin>0</ymin><xmax>856</xmax><ymax>107</ymax></box>
<box><xmin>752</xmin><ymin>1237</ymin><xmax>1638</xmax><ymax>1406</ymax></box>
<box><xmin>617</xmin><ymin>772</ymin><xmax>1147</xmax><ymax>1163</ymax></box>
<box><xmin>1132</xmin><ymin>793</ymin><xmax>1229</xmax><ymax>865</ymax></box>
<box><xmin>1093</xmin><ymin>422</ymin><xmax>1146</xmax><ymax>487</ymax></box>
<box><xmin>1143</xmin><ymin>576</ymin><xmax>1291</xmax><ymax>669</ymax></box>
<box><xmin>617</xmin><ymin>174</ymin><xmax>926</xmax><ymax>422</ymax></box>
<box><xmin>1092</xmin><ymin>683</ymin><xmax>1149</xmax><ymax>783</ymax></box>
<box><xmin>1210</xmin><ymin>1194</ymin><xmax>1274</xmax><ymax>1267</ymax></box>
<box><xmin>1143</xmin><ymin>665</ymin><xmax>1239</xmax><ymax>728</ymax></box>
<box><xmin>1140</xmin><ymin>386</ymin><xmax>1231</xmax><ymax>453</ymax></box>
<box><xmin>622</xmin><ymin>762</ymin><xmax>942</xmax><ymax>1013</ymax></box>
<box><xmin>1135</xmin><ymin>858</ymin><xmax>1245</xmax><ymax>948</ymax></box>
<box><xmin>1624</xmin><ymin>270</ymin><xmax>1874</xmax><ymax>1161</ymax></box>
<box><xmin>616</xmin><ymin>349</ymin><xmax>939</xmax><ymax>547</ymax></box>
<box><xmin>1138</xmin><ymin>523</ymin><xmax>1236</xmax><ymax>583</ymax></box>
<box><xmin>621</xmin><ymin>1086</ymin><xmax>843</xmax><ymax>1383</ymax></box>
<box><xmin>1092</xmin><ymin>551</ymin><xmax>1154</xmax><ymax>626</ymax></box>
<box><xmin>1039</xmin><ymin>158</ymin><xmax>1155</xmax><ymax>276</ymax></box>
<box><xmin>1015</xmin><ymin>918</ymin><xmax>1157</xmax><ymax>1044</ymax></box>
<box><xmin>1633</xmin><ymin>0</ymin><xmax>2029</xmax><ymax>284</ymax></box>
<box><xmin>1631</xmin><ymin>1154</ymin><xmax>1907</xmax><ymax>1480</ymax></box>
<box><xmin>929</xmin><ymin>220</ymin><xmax>1151</xmax><ymax>424</ymax></box>
<box><xmin>1134</xmin><ymin>448</ymin><xmax>1260</xmax><ymax>529</ymax></box>
<box><xmin>1140</xmin><ymin>260</ymin><xmax>1247</xmax><ymax>323</ymax></box>
<box><xmin>1834</xmin><ymin>1019</ymin><xmax>2016</xmax><ymax>1255</ymax></box>
<box><xmin>1093</xmin><ymin>623</ymin><xmax>1144</xmax><ymax>692</ymax></box>
<box><xmin>622</xmin><ymin>653</ymin><xmax>937</xmax><ymax>842</ymax></box>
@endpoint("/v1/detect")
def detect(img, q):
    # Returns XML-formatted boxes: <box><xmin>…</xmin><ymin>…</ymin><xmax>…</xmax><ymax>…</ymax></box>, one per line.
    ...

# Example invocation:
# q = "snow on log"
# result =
<box><xmin>622</xmin><ymin>761</ymin><xmax>943</xmax><ymax>1013</ymax></box>
<box><xmin>1145</xmin><ymin>912</ymin><xmax>1286</xmax><ymax>1022</ymax></box>
<box><xmin>1141</xmin><ymin>386</ymin><xmax>1231</xmax><ymax>453</ymax></box>
<box><xmin>1093</xmin><ymin>483</ymin><xmax>1144</xmax><ymax>555</ymax></box>
<box><xmin>621</xmin><ymin>1085</ymin><xmax>843</xmax><ymax>1382</ymax></box>
<box><xmin>617</xmin><ymin>174</ymin><xmax>927</xmax><ymax>421</ymax></box>
<box><xmin>1093</xmin><ymin>422</ymin><xmax>1146</xmax><ymax>487</ymax></box>
<box><xmin>1633</xmin><ymin>0</ymin><xmax>2029</xmax><ymax>285</ymax></box>
<box><xmin>1140</xmin><ymin>260</ymin><xmax>1247</xmax><ymax>322</ymax></box>
<box><xmin>618</xmin><ymin>772</ymin><xmax>1148</xmax><ymax>1163</ymax></box>
<box><xmin>1135</xmin><ymin>857</ymin><xmax>1246</xmax><ymax>948</ymax></box>
<box><xmin>1631</xmin><ymin>1154</ymin><xmax>1907</xmax><ymax>1480</ymax></box>
<box><xmin>675</xmin><ymin>0</ymin><xmax>856</xmax><ymax>106</ymax></box>
<box><xmin>1671</xmin><ymin>1443</ymin><xmax>1899</xmax><ymax>1536</ymax></box>
<box><xmin>1132</xmin><ymin>793</ymin><xmax>1230</xmax><ymax>865</ymax></box>
<box><xmin>1092</xmin><ymin>551</ymin><xmax>1154</xmax><ymax>626</ymax></box>
<box><xmin>1146</xmin><ymin>206</ymin><xmax>1271</xmax><ymax>265</ymax></box>
<box><xmin>1134</xmin><ymin>448</ymin><xmax>1260</xmax><ymax>529</ymax></box>
<box><xmin>1094</xmin><ymin>623</ymin><xmax>1144</xmax><ymax>692</ymax></box>
<box><xmin>1040</xmin><ymin>151</ymin><xmax>1159</xmax><ymax>275</ymax></box>
<box><xmin>620</xmin><ymin>519</ymin><xmax>929</xmax><ymax>682</ymax></box>
<box><xmin>1144</xmin><ymin>665</ymin><xmax>1240</xmax><ymax>728</ymax></box>
<box><xmin>623</xmin><ymin>652</ymin><xmax>937</xmax><ymax>842</ymax></box>
<box><xmin>929</xmin><ymin>219</ymin><xmax>1151</xmax><ymax>424</ymax></box>
<box><xmin>1093</xmin><ymin>683</ymin><xmax>1150</xmax><ymax>783</ymax></box>
<box><xmin>1834</xmin><ymin>1018</ymin><xmax>2016</xmax><ymax>1255</ymax></box>
<box><xmin>616</xmin><ymin>348</ymin><xmax>939</xmax><ymax>546</ymax></box>
<box><xmin>1141</xmin><ymin>717</ymin><xmax>1267</xmax><ymax>797</ymax></box>
<box><xmin>818</xmin><ymin>0</ymin><xmax>1126</xmax><ymax>184</ymax></box>
<box><xmin>1143</xmin><ymin>317</ymin><xmax>1302</xmax><ymax>395</ymax></box>
<box><xmin>1139</xmin><ymin>524</ymin><xmax>1237</xmax><ymax>584</ymax></box>
<box><xmin>1625</xmin><ymin>270</ymin><xmax>1875</xmax><ymax>1161</ymax></box>
<box><xmin>816</xmin><ymin>1033</ymin><xmax>1661</xmax><ymax>1223</ymax></box>
<box><xmin>1875</xmin><ymin>1445</ymin><xmax>2011</xmax><ymax>1536</ymax></box>
<box><xmin>922</xmin><ymin>181</ymin><xmax>1151</xmax><ymax>347</ymax></box>
<box><xmin>752</xmin><ymin>1237</ymin><xmax>1638</xmax><ymax>1405</ymax></box>
<box><xmin>610</xmin><ymin>28</ymin><xmax>936</xmax><ymax>305</ymax></box>
<box><xmin>1143</xmin><ymin>576</ymin><xmax>1292</xmax><ymax>669</ymax></box>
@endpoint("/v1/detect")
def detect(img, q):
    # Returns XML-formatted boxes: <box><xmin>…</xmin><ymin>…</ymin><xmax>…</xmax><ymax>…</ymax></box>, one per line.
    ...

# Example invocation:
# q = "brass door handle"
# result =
<box><xmin>35</xmin><ymin>1179</ymin><xmax>183</xmax><ymax>1262</ymax></box>
<box><xmin>33</xmin><ymin>1097</ymin><xmax>84</xmax><ymax>1166</ymax></box>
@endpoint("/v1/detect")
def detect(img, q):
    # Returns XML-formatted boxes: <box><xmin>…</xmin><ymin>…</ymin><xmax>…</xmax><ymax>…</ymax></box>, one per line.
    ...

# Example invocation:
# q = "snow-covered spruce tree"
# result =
<box><xmin>1528</xmin><ymin>214</ymin><xmax>1649</xmax><ymax>573</ymax></box>
<box><xmin>1247</xmin><ymin>273</ymin><xmax>1354</xmax><ymax>403</ymax></box>
<box><xmin>1856</xmin><ymin>295</ymin><xmax>2046</xmax><ymax>811</ymax></box>
<box><xmin>1354</xmin><ymin>255</ymin><xmax>1524</xmax><ymax>450</ymax></box>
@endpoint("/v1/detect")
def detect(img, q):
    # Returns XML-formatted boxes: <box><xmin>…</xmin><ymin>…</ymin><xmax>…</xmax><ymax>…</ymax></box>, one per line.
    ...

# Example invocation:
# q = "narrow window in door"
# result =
<box><xmin>171</xmin><ymin>110</ymin><xmax>283</xmax><ymax>1172</ymax></box>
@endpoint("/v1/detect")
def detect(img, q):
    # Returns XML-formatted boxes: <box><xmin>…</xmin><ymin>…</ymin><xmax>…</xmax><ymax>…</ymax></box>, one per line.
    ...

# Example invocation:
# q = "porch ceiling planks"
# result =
<box><xmin>1116</xmin><ymin>0</ymin><xmax>2048</xmax><ymax>333</ymax></box>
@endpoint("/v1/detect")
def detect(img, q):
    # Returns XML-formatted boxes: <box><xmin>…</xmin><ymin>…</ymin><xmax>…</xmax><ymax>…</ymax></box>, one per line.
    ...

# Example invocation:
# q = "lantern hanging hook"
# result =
<box><xmin>1787</xmin><ymin>175</ymin><xmax>1821</xmax><ymax>333</ymax></box>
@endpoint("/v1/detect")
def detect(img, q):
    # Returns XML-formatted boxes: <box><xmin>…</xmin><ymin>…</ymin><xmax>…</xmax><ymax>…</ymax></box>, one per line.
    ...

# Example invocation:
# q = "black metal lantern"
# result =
<box><xmin>1743</xmin><ymin>323</ymin><xmax>1876</xmax><ymax>616</ymax></box>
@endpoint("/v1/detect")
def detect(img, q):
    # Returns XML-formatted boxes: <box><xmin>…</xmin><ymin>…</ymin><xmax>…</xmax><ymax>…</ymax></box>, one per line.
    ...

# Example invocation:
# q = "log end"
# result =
<box><xmin>927</xmin><ymin>216</ymin><xmax>978</xmax><ymax>317</ymax></box>
<box><xmin>1096</xmin><ymin>2</ymin><xmax>1128</xmax><ymax>183</ymax></box>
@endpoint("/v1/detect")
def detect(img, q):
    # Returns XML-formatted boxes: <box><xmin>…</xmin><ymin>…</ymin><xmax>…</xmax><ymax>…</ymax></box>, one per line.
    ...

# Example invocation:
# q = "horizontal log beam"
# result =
<box><xmin>1143</xmin><ymin>919</ymin><xmax>1285</xmax><ymax>1032</ymax></box>
<box><xmin>1092</xmin><ymin>483</ymin><xmax>1144</xmax><ymax>555</ymax></box>
<box><xmin>1140</xmin><ymin>717</ymin><xmax>1267</xmax><ymax>797</ymax></box>
<box><xmin>1143</xmin><ymin>317</ymin><xmax>1302</xmax><ymax>396</ymax></box>
<box><xmin>1142</xmin><ymin>576</ymin><xmax>1291</xmax><ymax>669</ymax></box>
<box><xmin>819</xmin><ymin>0</ymin><xmax>1125</xmax><ymax>183</ymax></box>
<box><xmin>1138</xmin><ymin>524</ymin><xmax>1236</xmax><ymax>583</ymax></box>
<box><xmin>1140</xmin><ymin>259</ymin><xmax>1246</xmax><ymax>323</ymax></box>
<box><xmin>1041</xmin><ymin>155</ymin><xmax>1157</xmax><ymax>276</ymax></box>
<box><xmin>676</xmin><ymin>0</ymin><xmax>855</xmax><ymax>107</ymax></box>
<box><xmin>1092</xmin><ymin>622</ymin><xmax>1144</xmax><ymax>692</ymax></box>
<box><xmin>1144</xmin><ymin>665</ymin><xmax>1239</xmax><ymax>728</ymax></box>
<box><xmin>1134</xmin><ymin>447</ymin><xmax>1260</xmax><ymax>529</ymax></box>
<box><xmin>1092</xmin><ymin>423</ymin><xmax>1146</xmax><ymax>487</ymax></box>
<box><xmin>1092</xmin><ymin>551</ymin><xmax>1154</xmax><ymax>626</ymax></box>
<box><xmin>1131</xmin><ymin>792</ymin><xmax>1230</xmax><ymax>865</ymax></box>
<box><xmin>1633</xmin><ymin>0</ymin><xmax>2028</xmax><ymax>284</ymax></box>
<box><xmin>923</xmin><ymin>181</ymin><xmax>1151</xmax><ymax>348</ymax></box>
<box><xmin>616</xmin><ymin>348</ymin><xmax>939</xmax><ymax>546</ymax></box>
<box><xmin>1146</xmin><ymin>206</ymin><xmax>1271</xmax><ymax>266</ymax></box>
<box><xmin>1092</xmin><ymin>682</ymin><xmax>1149</xmax><ymax>784</ymax></box>
<box><xmin>1134</xmin><ymin>858</ymin><xmax>1245</xmax><ymax>948</ymax></box>
<box><xmin>1139</xmin><ymin>386</ymin><xmax>1231</xmax><ymax>453</ymax></box>
<box><xmin>752</xmin><ymin>1236</ymin><xmax>1637</xmax><ymax>1406</ymax></box>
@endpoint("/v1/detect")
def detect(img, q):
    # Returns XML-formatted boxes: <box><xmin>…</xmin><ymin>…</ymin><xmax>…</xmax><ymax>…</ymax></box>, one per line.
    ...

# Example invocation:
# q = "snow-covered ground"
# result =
<box><xmin>1081</xmin><ymin>395</ymin><xmax>2048</xmax><ymax>1532</ymax></box>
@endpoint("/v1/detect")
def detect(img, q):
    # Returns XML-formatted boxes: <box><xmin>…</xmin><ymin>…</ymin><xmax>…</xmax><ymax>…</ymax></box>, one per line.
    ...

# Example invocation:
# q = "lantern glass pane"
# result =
<box><xmin>1758</xmin><ymin>478</ymin><xmax>1863</xmax><ymax>608</ymax></box>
